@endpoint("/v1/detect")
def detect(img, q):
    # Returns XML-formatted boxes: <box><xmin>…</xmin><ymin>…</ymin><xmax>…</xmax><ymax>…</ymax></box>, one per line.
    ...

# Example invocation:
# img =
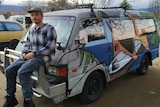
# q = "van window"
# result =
<box><xmin>0</xmin><ymin>15</ymin><xmax>5</xmax><ymax>20</ymax></box>
<box><xmin>135</xmin><ymin>19</ymin><xmax>156</xmax><ymax>36</ymax></box>
<box><xmin>25</xmin><ymin>17</ymin><xmax>32</xmax><ymax>28</ymax></box>
<box><xmin>78</xmin><ymin>18</ymin><xmax>105</xmax><ymax>42</ymax></box>
<box><xmin>109</xmin><ymin>19</ymin><xmax>136</xmax><ymax>54</ymax></box>
<box><xmin>16</xmin><ymin>17</ymin><xmax>23</xmax><ymax>24</ymax></box>
<box><xmin>109</xmin><ymin>19</ymin><xmax>136</xmax><ymax>40</ymax></box>
<box><xmin>44</xmin><ymin>16</ymin><xmax>75</xmax><ymax>47</ymax></box>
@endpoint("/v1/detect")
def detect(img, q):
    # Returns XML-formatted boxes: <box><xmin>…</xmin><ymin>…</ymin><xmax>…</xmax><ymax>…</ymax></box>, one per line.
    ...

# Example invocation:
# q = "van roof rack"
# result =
<box><xmin>77</xmin><ymin>4</ymin><xmax>96</xmax><ymax>17</ymax></box>
<box><xmin>78</xmin><ymin>4</ymin><xmax>94</xmax><ymax>8</ymax></box>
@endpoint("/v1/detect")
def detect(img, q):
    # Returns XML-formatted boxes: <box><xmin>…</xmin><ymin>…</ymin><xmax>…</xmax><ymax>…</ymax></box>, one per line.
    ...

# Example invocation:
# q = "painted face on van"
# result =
<box><xmin>30</xmin><ymin>12</ymin><xmax>43</xmax><ymax>25</ymax></box>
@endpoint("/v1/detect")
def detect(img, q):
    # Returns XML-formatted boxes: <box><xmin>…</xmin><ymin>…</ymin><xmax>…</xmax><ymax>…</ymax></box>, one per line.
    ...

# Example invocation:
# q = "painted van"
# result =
<box><xmin>1</xmin><ymin>6</ymin><xmax>160</xmax><ymax>104</ymax></box>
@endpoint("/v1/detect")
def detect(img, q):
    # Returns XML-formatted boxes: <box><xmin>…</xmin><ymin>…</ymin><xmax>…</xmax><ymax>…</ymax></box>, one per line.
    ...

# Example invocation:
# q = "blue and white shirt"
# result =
<box><xmin>22</xmin><ymin>23</ymin><xmax>57</xmax><ymax>63</ymax></box>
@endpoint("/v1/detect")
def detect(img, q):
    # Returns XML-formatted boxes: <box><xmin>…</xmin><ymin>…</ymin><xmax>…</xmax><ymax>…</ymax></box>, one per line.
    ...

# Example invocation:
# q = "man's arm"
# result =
<box><xmin>22</xmin><ymin>36</ymin><xmax>31</xmax><ymax>54</ymax></box>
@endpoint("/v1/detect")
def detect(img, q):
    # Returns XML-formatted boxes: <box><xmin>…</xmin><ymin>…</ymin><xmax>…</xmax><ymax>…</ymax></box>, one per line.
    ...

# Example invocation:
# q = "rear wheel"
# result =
<box><xmin>8</xmin><ymin>39</ymin><xmax>19</xmax><ymax>49</ymax></box>
<box><xmin>79</xmin><ymin>72</ymin><xmax>104</xmax><ymax>103</ymax></box>
<box><xmin>136</xmin><ymin>55</ymin><xmax>149</xmax><ymax>75</ymax></box>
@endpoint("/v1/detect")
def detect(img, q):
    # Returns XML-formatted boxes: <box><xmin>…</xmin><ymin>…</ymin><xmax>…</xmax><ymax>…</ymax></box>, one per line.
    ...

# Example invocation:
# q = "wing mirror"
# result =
<box><xmin>75</xmin><ymin>30</ymin><xmax>88</xmax><ymax>44</ymax></box>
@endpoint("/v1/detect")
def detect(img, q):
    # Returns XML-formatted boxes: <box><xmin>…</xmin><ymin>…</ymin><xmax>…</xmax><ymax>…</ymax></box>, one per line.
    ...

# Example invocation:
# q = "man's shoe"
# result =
<box><xmin>3</xmin><ymin>95</ymin><xmax>18</xmax><ymax>107</ymax></box>
<box><xmin>23</xmin><ymin>99</ymin><xmax>35</xmax><ymax>107</ymax></box>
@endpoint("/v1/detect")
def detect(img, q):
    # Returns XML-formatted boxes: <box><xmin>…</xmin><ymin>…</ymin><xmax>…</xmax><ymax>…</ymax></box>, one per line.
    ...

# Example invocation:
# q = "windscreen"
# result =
<box><xmin>21</xmin><ymin>16</ymin><xmax>75</xmax><ymax>48</ymax></box>
<box><xmin>44</xmin><ymin>16</ymin><xmax>75</xmax><ymax>47</ymax></box>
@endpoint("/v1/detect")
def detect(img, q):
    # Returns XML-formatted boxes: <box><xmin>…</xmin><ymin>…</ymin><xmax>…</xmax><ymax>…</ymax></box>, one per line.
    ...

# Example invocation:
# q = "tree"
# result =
<box><xmin>47</xmin><ymin>0</ymin><xmax>139</xmax><ymax>11</ymax></box>
<box><xmin>68</xmin><ymin>0</ymin><xmax>115</xmax><ymax>8</ymax></box>
<box><xmin>47</xmin><ymin>0</ymin><xmax>74</xmax><ymax>11</ymax></box>
<box><xmin>149</xmin><ymin>0</ymin><xmax>160</xmax><ymax>17</ymax></box>
<box><xmin>120</xmin><ymin>0</ymin><xmax>132</xmax><ymax>10</ymax></box>
<box><xmin>22</xmin><ymin>0</ymin><xmax>47</xmax><ymax>12</ymax></box>
<box><xmin>98</xmin><ymin>0</ymin><xmax>115</xmax><ymax>8</ymax></box>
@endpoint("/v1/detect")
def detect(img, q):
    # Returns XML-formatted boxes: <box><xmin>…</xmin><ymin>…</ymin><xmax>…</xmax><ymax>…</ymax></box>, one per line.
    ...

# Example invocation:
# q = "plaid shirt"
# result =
<box><xmin>22</xmin><ymin>23</ymin><xmax>57</xmax><ymax>63</ymax></box>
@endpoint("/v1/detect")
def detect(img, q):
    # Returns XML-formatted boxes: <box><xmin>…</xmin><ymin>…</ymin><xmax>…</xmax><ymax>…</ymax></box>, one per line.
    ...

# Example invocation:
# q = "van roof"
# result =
<box><xmin>44</xmin><ymin>8</ymin><xmax>154</xmax><ymax>19</ymax></box>
<box><xmin>44</xmin><ymin>8</ymin><xmax>125</xmax><ymax>18</ymax></box>
<box><xmin>9</xmin><ymin>14</ymin><xmax>30</xmax><ymax>18</ymax></box>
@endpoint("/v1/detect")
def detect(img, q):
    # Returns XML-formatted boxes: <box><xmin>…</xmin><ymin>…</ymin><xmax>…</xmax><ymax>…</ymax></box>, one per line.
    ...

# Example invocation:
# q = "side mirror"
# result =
<box><xmin>79</xmin><ymin>30</ymin><xmax>88</xmax><ymax>44</ymax></box>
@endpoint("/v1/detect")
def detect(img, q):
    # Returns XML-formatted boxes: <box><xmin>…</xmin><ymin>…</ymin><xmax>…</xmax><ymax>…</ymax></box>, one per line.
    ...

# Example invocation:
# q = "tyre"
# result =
<box><xmin>8</xmin><ymin>39</ymin><xmax>19</xmax><ymax>49</ymax></box>
<box><xmin>136</xmin><ymin>55</ymin><xmax>149</xmax><ymax>75</ymax></box>
<box><xmin>79</xmin><ymin>72</ymin><xmax>104</xmax><ymax>103</ymax></box>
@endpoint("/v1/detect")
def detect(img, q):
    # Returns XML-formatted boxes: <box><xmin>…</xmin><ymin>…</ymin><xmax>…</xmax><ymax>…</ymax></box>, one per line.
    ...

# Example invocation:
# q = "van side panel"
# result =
<box><xmin>84</xmin><ymin>41</ymin><xmax>113</xmax><ymax>66</ymax></box>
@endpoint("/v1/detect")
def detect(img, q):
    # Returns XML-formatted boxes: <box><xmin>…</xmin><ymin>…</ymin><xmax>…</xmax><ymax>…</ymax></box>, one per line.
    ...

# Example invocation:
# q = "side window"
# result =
<box><xmin>16</xmin><ymin>17</ymin><xmax>23</xmax><ymax>24</ymax></box>
<box><xmin>109</xmin><ymin>19</ymin><xmax>136</xmax><ymax>54</ymax></box>
<box><xmin>25</xmin><ymin>17</ymin><xmax>32</xmax><ymax>28</ymax></box>
<box><xmin>78</xmin><ymin>18</ymin><xmax>105</xmax><ymax>42</ymax></box>
<box><xmin>4</xmin><ymin>22</ymin><xmax>23</xmax><ymax>31</ymax></box>
<box><xmin>109</xmin><ymin>19</ymin><xmax>136</xmax><ymax>40</ymax></box>
<box><xmin>0</xmin><ymin>23</ymin><xmax>5</xmax><ymax>31</ymax></box>
<box><xmin>135</xmin><ymin>19</ymin><xmax>156</xmax><ymax>36</ymax></box>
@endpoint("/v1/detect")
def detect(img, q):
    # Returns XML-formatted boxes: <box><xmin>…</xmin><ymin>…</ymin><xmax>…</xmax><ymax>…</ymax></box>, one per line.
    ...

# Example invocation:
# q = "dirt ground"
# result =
<box><xmin>0</xmin><ymin>58</ymin><xmax>160</xmax><ymax>107</ymax></box>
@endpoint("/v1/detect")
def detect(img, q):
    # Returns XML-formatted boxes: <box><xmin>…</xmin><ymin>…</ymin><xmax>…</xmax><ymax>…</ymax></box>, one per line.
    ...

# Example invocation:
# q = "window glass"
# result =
<box><xmin>0</xmin><ymin>23</ymin><xmax>5</xmax><ymax>31</ymax></box>
<box><xmin>44</xmin><ymin>16</ymin><xmax>75</xmax><ymax>47</ymax></box>
<box><xmin>16</xmin><ymin>17</ymin><xmax>23</xmax><ymax>24</ymax></box>
<box><xmin>4</xmin><ymin>22</ymin><xmax>23</xmax><ymax>31</ymax></box>
<box><xmin>22</xmin><ymin>16</ymin><xmax>75</xmax><ymax>47</ymax></box>
<box><xmin>135</xmin><ymin>19</ymin><xmax>155</xmax><ymax>36</ymax></box>
<box><xmin>78</xmin><ymin>18</ymin><xmax>105</xmax><ymax>42</ymax></box>
<box><xmin>109</xmin><ymin>19</ymin><xmax>136</xmax><ymax>40</ymax></box>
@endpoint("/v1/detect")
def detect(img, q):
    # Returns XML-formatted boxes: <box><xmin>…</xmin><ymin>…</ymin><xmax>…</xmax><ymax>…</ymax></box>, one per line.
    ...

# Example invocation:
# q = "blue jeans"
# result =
<box><xmin>5</xmin><ymin>56</ymin><xmax>44</xmax><ymax>99</ymax></box>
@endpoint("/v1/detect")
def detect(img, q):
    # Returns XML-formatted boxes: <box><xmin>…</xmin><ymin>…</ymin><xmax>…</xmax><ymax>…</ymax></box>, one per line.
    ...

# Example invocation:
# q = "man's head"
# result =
<box><xmin>28</xmin><ymin>7</ymin><xmax>43</xmax><ymax>25</ymax></box>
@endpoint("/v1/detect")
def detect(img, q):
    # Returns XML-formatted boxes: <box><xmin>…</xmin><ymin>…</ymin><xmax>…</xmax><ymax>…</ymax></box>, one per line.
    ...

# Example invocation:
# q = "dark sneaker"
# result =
<box><xmin>23</xmin><ymin>99</ymin><xmax>35</xmax><ymax>107</ymax></box>
<box><xmin>3</xmin><ymin>95</ymin><xmax>18</xmax><ymax>107</ymax></box>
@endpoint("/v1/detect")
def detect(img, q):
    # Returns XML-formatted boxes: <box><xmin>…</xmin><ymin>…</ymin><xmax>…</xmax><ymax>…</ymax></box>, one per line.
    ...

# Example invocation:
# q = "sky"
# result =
<box><xmin>2</xmin><ymin>0</ymin><xmax>150</xmax><ymax>9</ymax></box>
<box><xmin>2</xmin><ymin>0</ymin><xmax>50</xmax><ymax>5</ymax></box>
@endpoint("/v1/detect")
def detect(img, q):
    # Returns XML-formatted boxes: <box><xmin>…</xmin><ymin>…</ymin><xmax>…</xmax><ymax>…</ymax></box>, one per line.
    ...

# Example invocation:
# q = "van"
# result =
<box><xmin>0</xmin><ymin>15</ymin><xmax>5</xmax><ymax>20</ymax></box>
<box><xmin>1</xmin><ymin>5</ymin><xmax>160</xmax><ymax>104</ymax></box>
<box><xmin>8</xmin><ymin>15</ymin><xmax>32</xmax><ymax>28</ymax></box>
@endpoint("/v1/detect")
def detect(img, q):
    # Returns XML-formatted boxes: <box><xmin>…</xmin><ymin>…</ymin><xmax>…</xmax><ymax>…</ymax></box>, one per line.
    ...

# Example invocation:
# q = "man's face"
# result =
<box><xmin>30</xmin><ymin>12</ymin><xmax>43</xmax><ymax>24</ymax></box>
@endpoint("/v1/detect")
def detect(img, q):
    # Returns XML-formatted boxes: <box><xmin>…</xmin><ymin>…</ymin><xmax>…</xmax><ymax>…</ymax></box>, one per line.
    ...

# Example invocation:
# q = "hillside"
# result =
<box><xmin>0</xmin><ymin>5</ymin><xmax>26</xmax><ymax>13</ymax></box>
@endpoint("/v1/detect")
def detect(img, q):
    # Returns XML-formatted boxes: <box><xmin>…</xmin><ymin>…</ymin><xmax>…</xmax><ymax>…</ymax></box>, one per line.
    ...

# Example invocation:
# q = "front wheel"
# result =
<box><xmin>136</xmin><ymin>55</ymin><xmax>149</xmax><ymax>75</ymax></box>
<box><xmin>79</xmin><ymin>72</ymin><xmax>104</xmax><ymax>103</ymax></box>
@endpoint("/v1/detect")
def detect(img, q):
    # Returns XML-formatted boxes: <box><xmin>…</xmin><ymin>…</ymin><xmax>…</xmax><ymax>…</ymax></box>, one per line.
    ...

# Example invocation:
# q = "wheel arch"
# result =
<box><xmin>8</xmin><ymin>39</ymin><xmax>19</xmax><ymax>49</ymax></box>
<box><xmin>79</xmin><ymin>69</ymin><xmax>106</xmax><ymax>103</ymax></box>
<box><xmin>95</xmin><ymin>69</ymin><xmax>107</xmax><ymax>87</ymax></box>
<box><xmin>68</xmin><ymin>64</ymin><xmax>108</xmax><ymax>97</ymax></box>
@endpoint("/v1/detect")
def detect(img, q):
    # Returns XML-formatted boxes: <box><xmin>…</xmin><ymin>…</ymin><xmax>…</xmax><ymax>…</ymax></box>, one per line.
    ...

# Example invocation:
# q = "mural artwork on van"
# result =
<box><xmin>58</xmin><ymin>12</ymin><xmax>159</xmax><ymax>84</ymax></box>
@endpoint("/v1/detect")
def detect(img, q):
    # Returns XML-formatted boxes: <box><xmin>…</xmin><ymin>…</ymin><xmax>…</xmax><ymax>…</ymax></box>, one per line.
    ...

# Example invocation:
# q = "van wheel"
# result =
<box><xmin>136</xmin><ymin>55</ymin><xmax>149</xmax><ymax>75</ymax></box>
<box><xmin>79</xmin><ymin>72</ymin><xmax>104</xmax><ymax>103</ymax></box>
<box><xmin>8</xmin><ymin>39</ymin><xmax>19</xmax><ymax>49</ymax></box>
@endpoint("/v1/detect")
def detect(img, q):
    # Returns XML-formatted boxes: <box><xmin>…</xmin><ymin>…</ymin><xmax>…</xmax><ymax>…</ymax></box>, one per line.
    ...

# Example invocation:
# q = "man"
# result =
<box><xmin>3</xmin><ymin>7</ymin><xmax>57</xmax><ymax>107</ymax></box>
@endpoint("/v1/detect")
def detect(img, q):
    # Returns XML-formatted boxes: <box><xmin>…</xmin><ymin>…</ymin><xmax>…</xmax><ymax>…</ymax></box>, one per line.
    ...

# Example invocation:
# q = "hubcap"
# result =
<box><xmin>89</xmin><ymin>79</ymin><xmax>99</xmax><ymax>95</ymax></box>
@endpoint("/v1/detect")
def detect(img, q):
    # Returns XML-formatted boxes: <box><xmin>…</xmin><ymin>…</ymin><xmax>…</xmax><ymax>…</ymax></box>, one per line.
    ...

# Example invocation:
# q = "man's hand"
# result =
<box><xmin>20</xmin><ymin>53</ymin><xmax>26</xmax><ymax>60</ymax></box>
<box><xmin>24</xmin><ymin>52</ymin><xmax>35</xmax><ymax>60</ymax></box>
<box><xmin>20</xmin><ymin>52</ymin><xmax>35</xmax><ymax>60</ymax></box>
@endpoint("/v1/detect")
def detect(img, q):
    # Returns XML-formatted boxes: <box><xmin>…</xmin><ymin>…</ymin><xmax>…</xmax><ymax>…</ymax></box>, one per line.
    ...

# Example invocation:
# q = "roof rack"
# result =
<box><xmin>77</xmin><ymin>4</ymin><xmax>96</xmax><ymax>17</ymax></box>
<box><xmin>78</xmin><ymin>4</ymin><xmax>94</xmax><ymax>8</ymax></box>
